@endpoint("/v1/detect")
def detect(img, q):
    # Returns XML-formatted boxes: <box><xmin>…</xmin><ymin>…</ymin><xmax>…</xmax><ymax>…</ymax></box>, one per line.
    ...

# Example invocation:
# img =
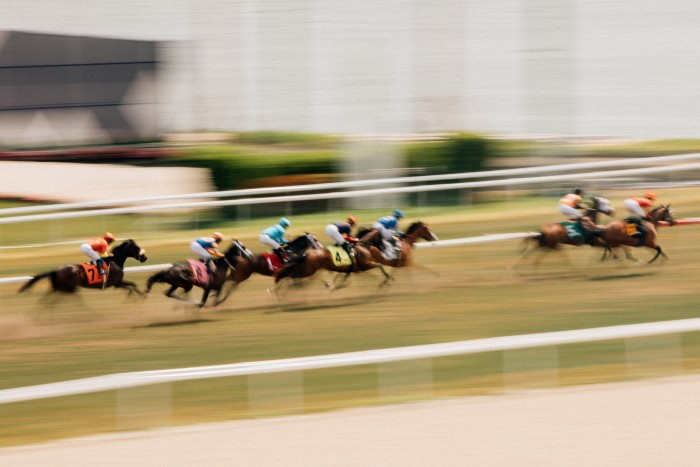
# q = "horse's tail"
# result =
<box><xmin>520</xmin><ymin>232</ymin><xmax>543</xmax><ymax>255</ymax></box>
<box><xmin>274</xmin><ymin>256</ymin><xmax>307</xmax><ymax>283</ymax></box>
<box><xmin>18</xmin><ymin>271</ymin><xmax>55</xmax><ymax>293</ymax></box>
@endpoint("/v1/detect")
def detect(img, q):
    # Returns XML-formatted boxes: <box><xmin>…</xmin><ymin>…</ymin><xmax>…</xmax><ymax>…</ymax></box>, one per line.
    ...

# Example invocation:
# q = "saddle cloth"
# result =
<box><xmin>327</xmin><ymin>245</ymin><xmax>353</xmax><ymax>267</ymax></box>
<box><xmin>187</xmin><ymin>259</ymin><xmax>210</xmax><ymax>287</ymax></box>
<box><xmin>80</xmin><ymin>262</ymin><xmax>110</xmax><ymax>285</ymax></box>
<box><xmin>261</xmin><ymin>252</ymin><xmax>283</xmax><ymax>273</ymax></box>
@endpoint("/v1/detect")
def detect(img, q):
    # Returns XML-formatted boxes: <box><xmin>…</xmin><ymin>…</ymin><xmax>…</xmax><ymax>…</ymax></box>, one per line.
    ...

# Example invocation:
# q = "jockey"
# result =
<box><xmin>624</xmin><ymin>192</ymin><xmax>657</xmax><ymax>221</ymax></box>
<box><xmin>558</xmin><ymin>188</ymin><xmax>585</xmax><ymax>220</ymax></box>
<box><xmin>190</xmin><ymin>232</ymin><xmax>225</xmax><ymax>273</ymax></box>
<box><xmin>80</xmin><ymin>232</ymin><xmax>116</xmax><ymax>282</ymax></box>
<box><xmin>372</xmin><ymin>209</ymin><xmax>405</xmax><ymax>251</ymax></box>
<box><xmin>558</xmin><ymin>188</ymin><xmax>599</xmax><ymax>233</ymax></box>
<box><xmin>260</xmin><ymin>218</ymin><xmax>291</xmax><ymax>263</ymax></box>
<box><xmin>325</xmin><ymin>216</ymin><xmax>358</xmax><ymax>262</ymax></box>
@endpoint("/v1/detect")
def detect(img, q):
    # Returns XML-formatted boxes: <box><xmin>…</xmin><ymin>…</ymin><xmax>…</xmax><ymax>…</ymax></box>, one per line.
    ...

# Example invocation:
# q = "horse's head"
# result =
<box><xmin>112</xmin><ymin>239</ymin><xmax>147</xmax><ymax>263</ymax></box>
<box><xmin>405</xmin><ymin>221</ymin><xmax>439</xmax><ymax>242</ymax></box>
<box><xmin>288</xmin><ymin>233</ymin><xmax>323</xmax><ymax>253</ymax></box>
<box><xmin>225</xmin><ymin>239</ymin><xmax>253</xmax><ymax>262</ymax></box>
<box><xmin>653</xmin><ymin>204</ymin><xmax>676</xmax><ymax>225</ymax></box>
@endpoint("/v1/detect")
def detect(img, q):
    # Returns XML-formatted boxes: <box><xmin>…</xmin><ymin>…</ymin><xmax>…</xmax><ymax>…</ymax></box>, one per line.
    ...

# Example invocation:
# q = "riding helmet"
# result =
<box><xmin>347</xmin><ymin>216</ymin><xmax>357</xmax><ymax>225</ymax></box>
<box><xmin>644</xmin><ymin>192</ymin><xmax>657</xmax><ymax>200</ymax></box>
<box><xmin>103</xmin><ymin>232</ymin><xmax>116</xmax><ymax>243</ymax></box>
<box><xmin>393</xmin><ymin>209</ymin><xmax>405</xmax><ymax>218</ymax></box>
<box><xmin>212</xmin><ymin>232</ymin><xmax>224</xmax><ymax>241</ymax></box>
<box><xmin>573</xmin><ymin>188</ymin><xmax>583</xmax><ymax>195</ymax></box>
<box><xmin>279</xmin><ymin>217</ymin><xmax>291</xmax><ymax>228</ymax></box>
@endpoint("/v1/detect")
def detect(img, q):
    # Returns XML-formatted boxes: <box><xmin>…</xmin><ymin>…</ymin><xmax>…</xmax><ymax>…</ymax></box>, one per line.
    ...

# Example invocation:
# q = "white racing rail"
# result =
<box><xmin>1</xmin><ymin>317</ymin><xmax>699</xmax><ymax>405</ymax></box>
<box><xmin>2</xmin><ymin>152</ymin><xmax>699</xmax><ymax>218</ymax></box>
<box><xmin>2</xmin><ymin>155</ymin><xmax>700</xmax><ymax>225</ymax></box>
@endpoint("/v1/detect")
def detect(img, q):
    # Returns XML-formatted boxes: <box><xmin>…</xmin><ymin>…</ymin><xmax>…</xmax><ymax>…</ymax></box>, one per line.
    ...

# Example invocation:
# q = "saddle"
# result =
<box><xmin>327</xmin><ymin>245</ymin><xmax>353</xmax><ymax>267</ymax></box>
<box><xmin>80</xmin><ymin>262</ymin><xmax>110</xmax><ymax>285</ymax></box>
<box><xmin>187</xmin><ymin>259</ymin><xmax>211</xmax><ymax>287</ymax></box>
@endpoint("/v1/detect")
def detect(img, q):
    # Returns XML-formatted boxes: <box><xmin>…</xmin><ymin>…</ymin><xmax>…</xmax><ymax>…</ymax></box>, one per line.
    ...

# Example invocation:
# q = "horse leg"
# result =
<box><xmin>647</xmin><ymin>246</ymin><xmax>667</xmax><ymax>264</ymax></box>
<box><xmin>214</xmin><ymin>282</ymin><xmax>237</xmax><ymax>305</ymax></box>
<box><xmin>327</xmin><ymin>272</ymin><xmax>352</xmax><ymax>291</ymax></box>
<box><xmin>621</xmin><ymin>246</ymin><xmax>639</xmax><ymax>262</ymax></box>
<box><xmin>376</xmin><ymin>264</ymin><xmax>393</xmax><ymax>288</ymax></box>
<box><xmin>199</xmin><ymin>288</ymin><xmax>212</xmax><ymax>308</ymax></box>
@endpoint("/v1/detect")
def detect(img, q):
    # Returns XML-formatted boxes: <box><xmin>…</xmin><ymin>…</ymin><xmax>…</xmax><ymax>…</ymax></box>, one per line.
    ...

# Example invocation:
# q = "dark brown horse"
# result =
<box><xmin>144</xmin><ymin>243</ymin><xmax>237</xmax><ymax>307</ymax></box>
<box><xmin>226</xmin><ymin>234</ymin><xmax>325</xmax><ymax>286</ymax></box>
<box><xmin>521</xmin><ymin>196</ymin><xmax>615</xmax><ymax>258</ymax></box>
<box><xmin>356</xmin><ymin>221</ymin><xmax>439</xmax><ymax>268</ymax></box>
<box><xmin>18</xmin><ymin>239</ymin><xmax>148</xmax><ymax>295</ymax></box>
<box><xmin>600</xmin><ymin>205</ymin><xmax>676</xmax><ymax>263</ymax></box>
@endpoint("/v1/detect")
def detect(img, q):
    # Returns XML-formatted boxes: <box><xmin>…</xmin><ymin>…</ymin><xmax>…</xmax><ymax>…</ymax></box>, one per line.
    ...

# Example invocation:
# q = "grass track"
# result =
<box><xmin>2</xmin><ymin>188</ymin><xmax>700</xmax><ymax>446</ymax></box>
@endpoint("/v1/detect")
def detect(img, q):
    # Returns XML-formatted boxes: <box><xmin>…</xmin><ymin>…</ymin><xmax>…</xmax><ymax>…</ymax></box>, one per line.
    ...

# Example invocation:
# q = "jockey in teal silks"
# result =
<box><xmin>259</xmin><ymin>218</ymin><xmax>291</xmax><ymax>263</ymax></box>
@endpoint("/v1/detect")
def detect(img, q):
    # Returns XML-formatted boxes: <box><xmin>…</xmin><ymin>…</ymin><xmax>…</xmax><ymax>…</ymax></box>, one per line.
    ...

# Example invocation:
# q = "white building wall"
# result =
<box><xmin>2</xmin><ymin>0</ymin><xmax>700</xmax><ymax>140</ymax></box>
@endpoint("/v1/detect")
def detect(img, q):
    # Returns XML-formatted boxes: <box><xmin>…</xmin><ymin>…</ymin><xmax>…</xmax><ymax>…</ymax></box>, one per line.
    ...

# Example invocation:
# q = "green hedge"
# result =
<box><xmin>403</xmin><ymin>133</ymin><xmax>492</xmax><ymax>206</ymax></box>
<box><xmin>404</xmin><ymin>132</ymin><xmax>491</xmax><ymax>174</ymax></box>
<box><xmin>170</xmin><ymin>146</ymin><xmax>340</xmax><ymax>191</ymax></box>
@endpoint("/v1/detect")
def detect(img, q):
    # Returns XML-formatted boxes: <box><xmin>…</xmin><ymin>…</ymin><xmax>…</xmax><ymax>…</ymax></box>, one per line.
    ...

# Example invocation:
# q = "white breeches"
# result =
<box><xmin>80</xmin><ymin>243</ymin><xmax>101</xmax><ymax>261</ymax></box>
<box><xmin>558</xmin><ymin>203</ymin><xmax>582</xmax><ymax>219</ymax></box>
<box><xmin>624</xmin><ymin>199</ymin><xmax>646</xmax><ymax>217</ymax></box>
<box><xmin>190</xmin><ymin>241</ymin><xmax>213</xmax><ymax>261</ymax></box>
<box><xmin>372</xmin><ymin>222</ymin><xmax>394</xmax><ymax>241</ymax></box>
<box><xmin>325</xmin><ymin>224</ymin><xmax>346</xmax><ymax>245</ymax></box>
<box><xmin>259</xmin><ymin>234</ymin><xmax>281</xmax><ymax>250</ymax></box>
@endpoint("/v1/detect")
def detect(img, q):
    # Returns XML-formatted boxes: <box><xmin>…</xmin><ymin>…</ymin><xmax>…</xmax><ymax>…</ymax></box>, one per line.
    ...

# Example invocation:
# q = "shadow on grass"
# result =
<box><xmin>588</xmin><ymin>272</ymin><xmax>658</xmax><ymax>281</ymax></box>
<box><xmin>136</xmin><ymin>318</ymin><xmax>215</xmax><ymax>329</ymax></box>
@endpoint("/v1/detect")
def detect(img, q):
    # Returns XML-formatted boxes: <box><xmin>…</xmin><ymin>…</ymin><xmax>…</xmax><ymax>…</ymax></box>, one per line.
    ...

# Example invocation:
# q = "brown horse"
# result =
<box><xmin>273</xmin><ymin>240</ymin><xmax>393</xmax><ymax>288</ymax></box>
<box><xmin>356</xmin><ymin>221</ymin><xmax>439</xmax><ymax>268</ymax></box>
<box><xmin>600</xmin><ymin>205</ymin><xmax>676</xmax><ymax>263</ymax></box>
<box><xmin>18</xmin><ymin>239</ymin><xmax>148</xmax><ymax>295</ymax></box>
<box><xmin>521</xmin><ymin>195</ymin><xmax>615</xmax><ymax>258</ymax></box>
<box><xmin>144</xmin><ymin>244</ymin><xmax>237</xmax><ymax>307</ymax></box>
<box><xmin>226</xmin><ymin>234</ymin><xmax>325</xmax><ymax>285</ymax></box>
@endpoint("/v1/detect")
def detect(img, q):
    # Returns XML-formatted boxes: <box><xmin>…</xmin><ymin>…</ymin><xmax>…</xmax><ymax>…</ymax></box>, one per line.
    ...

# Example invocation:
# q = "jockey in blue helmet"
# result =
<box><xmin>372</xmin><ymin>209</ymin><xmax>405</xmax><ymax>251</ymax></box>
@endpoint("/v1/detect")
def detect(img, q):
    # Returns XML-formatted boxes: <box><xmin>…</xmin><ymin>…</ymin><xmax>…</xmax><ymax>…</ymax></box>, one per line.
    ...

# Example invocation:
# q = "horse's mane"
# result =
<box><xmin>110</xmin><ymin>239</ymin><xmax>133</xmax><ymax>251</ymax></box>
<box><xmin>405</xmin><ymin>221</ymin><xmax>423</xmax><ymax>236</ymax></box>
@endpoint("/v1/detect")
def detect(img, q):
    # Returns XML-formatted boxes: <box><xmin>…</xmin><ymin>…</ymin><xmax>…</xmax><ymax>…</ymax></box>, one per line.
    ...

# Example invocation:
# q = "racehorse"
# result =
<box><xmin>146</xmin><ymin>233</ymin><xmax>322</xmax><ymax>306</ymax></box>
<box><xmin>273</xmin><ymin>238</ymin><xmax>393</xmax><ymax>288</ymax></box>
<box><xmin>226</xmin><ymin>233</ymin><xmax>324</xmax><ymax>285</ymax></box>
<box><xmin>18</xmin><ymin>239</ymin><xmax>148</xmax><ymax>295</ymax></box>
<box><xmin>600</xmin><ymin>205</ymin><xmax>676</xmax><ymax>263</ymax></box>
<box><xmin>521</xmin><ymin>195</ymin><xmax>615</xmax><ymax>257</ymax></box>
<box><xmin>356</xmin><ymin>221</ymin><xmax>439</xmax><ymax>268</ymax></box>
<box><xmin>144</xmin><ymin>243</ymin><xmax>238</xmax><ymax>307</ymax></box>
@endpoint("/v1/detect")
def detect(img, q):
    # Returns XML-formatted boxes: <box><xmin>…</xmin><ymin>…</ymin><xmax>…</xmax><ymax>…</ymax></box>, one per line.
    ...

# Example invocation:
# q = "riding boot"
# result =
<box><xmin>342</xmin><ymin>242</ymin><xmax>355</xmax><ymax>264</ymax></box>
<box><xmin>96</xmin><ymin>259</ymin><xmax>107</xmax><ymax>289</ymax></box>
<box><xmin>205</xmin><ymin>258</ymin><xmax>216</xmax><ymax>275</ymax></box>
<box><xmin>274</xmin><ymin>248</ymin><xmax>290</xmax><ymax>264</ymax></box>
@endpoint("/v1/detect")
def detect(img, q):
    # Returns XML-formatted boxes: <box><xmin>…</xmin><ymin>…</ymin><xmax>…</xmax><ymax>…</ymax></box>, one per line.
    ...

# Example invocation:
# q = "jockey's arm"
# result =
<box><xmin>343</xmin><ymin>234</ymin><xmax>359</xmax><ymax>244</ymax></box>
<box><xmin>207</xmin><ymin>248</ymin><xmax>225</xmax><ymax>258</ymax></box>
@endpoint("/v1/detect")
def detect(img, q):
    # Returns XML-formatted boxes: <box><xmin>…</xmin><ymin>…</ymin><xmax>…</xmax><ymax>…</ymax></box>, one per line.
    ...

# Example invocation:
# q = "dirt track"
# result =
<box><xmin>1</xmin><ymin>374</ymin><xmax>699</xmax><ymax>466</ymax></box>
